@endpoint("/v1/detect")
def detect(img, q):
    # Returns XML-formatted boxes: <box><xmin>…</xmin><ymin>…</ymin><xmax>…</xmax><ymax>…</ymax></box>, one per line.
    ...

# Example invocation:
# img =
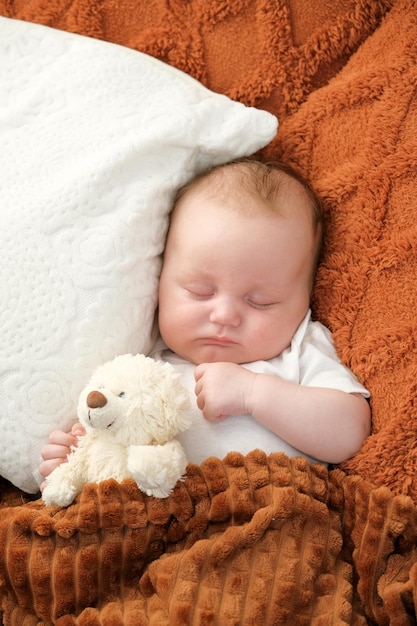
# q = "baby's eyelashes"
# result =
<box><xmin>186</xmin><ymin>288</ymin><xmax>214</xmax><ymax>300</ymax></box>
<box><xmin>245</xmin><ymin>293</ymin><xmax>282</xmax><ymax>309</ymax></box>
<box><xmin>182</xmin><ymin>281</ymin><xmax>281</xmax><ymax>309</ymax></box>
<box><xmin>184</xmin><ymin>282</ymin><xmax>215</xmax><ymax>299</ymax></box>
<box><xmin>246</xmin><ymin>299</ymin><xmax>276</xmax><ymax>310</ymax></box>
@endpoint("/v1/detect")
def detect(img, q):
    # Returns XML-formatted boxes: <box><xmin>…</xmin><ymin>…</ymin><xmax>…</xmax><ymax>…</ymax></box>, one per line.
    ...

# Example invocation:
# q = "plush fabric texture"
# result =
<box><xmin>272</xmin><ymin>0</ymin><xmax>417</xmax><ymax>497</ymax></box>
<box><xmin>0</xmin><ymin>0</ymin><xmax>393</xmax><ymax>121</ymax></box>
<box><xmin>2</xmin><ymin>0</ymin><xmax>417</xmax><ymax>624</ymax></box>
<box><xmin>42</xmin><ymin>354</ymin><xmax>192</xmax><ymax>506</ymax></box>
<box><xmin>0</xmin><ymin>17</ymin><xmax>276</xmax><ymax>494</ymax></box>
<box><xmin>1</xmin><ymin>457</ymin><xmax>417</xmax><ymax>625</ymax></box>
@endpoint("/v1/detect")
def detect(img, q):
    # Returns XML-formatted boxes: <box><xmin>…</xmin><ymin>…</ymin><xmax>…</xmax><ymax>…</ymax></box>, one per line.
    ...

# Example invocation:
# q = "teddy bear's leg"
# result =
<box><xmin>127</xmin><ymin>439</ymin><xmax>188</xmax><ymax>498</ymax></box>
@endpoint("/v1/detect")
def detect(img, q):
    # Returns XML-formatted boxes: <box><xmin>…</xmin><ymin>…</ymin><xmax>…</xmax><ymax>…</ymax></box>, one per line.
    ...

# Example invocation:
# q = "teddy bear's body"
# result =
<box><xmin>42</xmin><ymin>354</ymin><xmax>192</xmax><ymax>507</ymax></box>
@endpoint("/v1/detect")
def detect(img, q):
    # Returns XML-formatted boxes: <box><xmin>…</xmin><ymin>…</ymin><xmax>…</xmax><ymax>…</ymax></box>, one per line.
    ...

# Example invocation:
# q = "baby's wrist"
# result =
<box><xmin>243</xmin><ymin>370</ymin><xmax>258</xmax><ymax>415</ymax></box>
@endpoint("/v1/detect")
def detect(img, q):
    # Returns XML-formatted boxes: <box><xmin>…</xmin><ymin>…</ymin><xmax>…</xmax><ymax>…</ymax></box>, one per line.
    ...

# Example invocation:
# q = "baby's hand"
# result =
<box><xmin>194</xmin><ymin>362</ymin><xmax>256</xmax><ymax>422</ymax></box>
<box><xmin>39</xmin><ymin>422</ymin><xmax>85</xmax><ymax>491</ymax></box>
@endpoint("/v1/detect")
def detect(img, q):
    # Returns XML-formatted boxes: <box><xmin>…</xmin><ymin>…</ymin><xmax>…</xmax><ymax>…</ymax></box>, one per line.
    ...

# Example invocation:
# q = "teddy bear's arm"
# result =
<box><xmin>42</xmin><ymin>449</ymin><xmax>86</xmax><ymax>507</ymax></box>
<box><xmin>127</xmin><ymin>439</ymin><xmax>188</xmax><ymax>498</ymax></box>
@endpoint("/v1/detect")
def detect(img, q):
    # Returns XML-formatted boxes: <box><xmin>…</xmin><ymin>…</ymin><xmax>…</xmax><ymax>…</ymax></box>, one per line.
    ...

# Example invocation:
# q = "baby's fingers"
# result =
<box><xmin>71</xmin><ymin>423</ymin><xmax>86</xmax><ymax>438</ymax></box>
<box><xmin>39</xmin><ymin>457</ymin><xmax>66</xmax><ymax>481</ymax></box>
<box><xmin>194</xmin><ymin>363</ymin><xmax>208</xmax><ymax>383</ymax></box>
<box><xmin>48</xmin><ymin>429</ymin><xmax>76</xmax><ymax>447</ymax></box>
<box><xmin>41</xmin><ymin>443</ymin><xmax>71</xmax><ymax>462</ymax></box>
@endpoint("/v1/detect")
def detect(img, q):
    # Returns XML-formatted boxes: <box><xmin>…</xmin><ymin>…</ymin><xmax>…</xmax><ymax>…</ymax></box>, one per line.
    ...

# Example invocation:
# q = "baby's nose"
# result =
<box><xmin>209</xmin><ymin>297</ymin><xmax>241</xmax><ymax>327</ymax></box>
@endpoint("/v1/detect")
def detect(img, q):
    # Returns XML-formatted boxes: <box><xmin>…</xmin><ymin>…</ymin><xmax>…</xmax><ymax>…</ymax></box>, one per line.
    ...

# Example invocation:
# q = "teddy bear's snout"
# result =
<box><xmin>87</xmin><ymin>390</ymin><xmax>107</xmax><ymax>409</ymax></box>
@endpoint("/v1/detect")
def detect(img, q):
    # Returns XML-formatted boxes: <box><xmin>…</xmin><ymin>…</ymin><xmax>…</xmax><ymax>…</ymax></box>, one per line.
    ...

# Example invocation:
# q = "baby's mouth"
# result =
<box><xmin>202</xmin><ymin>337</ymin><xmax>236</xmax><ymax>347</ymax></box>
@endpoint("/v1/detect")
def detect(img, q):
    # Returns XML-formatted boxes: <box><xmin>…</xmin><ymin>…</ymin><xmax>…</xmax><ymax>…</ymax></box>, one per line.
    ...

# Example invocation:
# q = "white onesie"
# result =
<box><xmin>151</xmin><ymin>310</ymin><xmax>370</xmax><ymax>465</ymax></box>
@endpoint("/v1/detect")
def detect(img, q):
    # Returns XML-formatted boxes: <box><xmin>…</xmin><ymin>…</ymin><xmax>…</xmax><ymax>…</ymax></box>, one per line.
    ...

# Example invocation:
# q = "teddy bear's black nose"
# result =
<box><xmin>87</xmin><ymin>390</ymin><xmax>107</xmax><ymax>409</ymax></box>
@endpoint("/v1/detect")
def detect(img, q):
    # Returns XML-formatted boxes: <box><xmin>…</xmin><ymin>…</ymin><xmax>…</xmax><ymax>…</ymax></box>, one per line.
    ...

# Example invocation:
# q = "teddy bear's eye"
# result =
<box><xmin>118</xmin><ymin>391</ymin><xmax>125</xmax><ymax>398</ymax></box>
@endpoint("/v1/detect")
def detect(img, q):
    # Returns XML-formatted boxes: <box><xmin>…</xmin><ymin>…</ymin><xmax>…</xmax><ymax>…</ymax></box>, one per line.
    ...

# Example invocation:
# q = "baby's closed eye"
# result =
<box><xmin>245</xmin><ymin>294</ymin><xmax>280</xmax><ymax>310</ymax></box>
<box><xmin>184</xmin><ymin>282</ymin><xmax>215</xmax><ymax>299</ymax></box>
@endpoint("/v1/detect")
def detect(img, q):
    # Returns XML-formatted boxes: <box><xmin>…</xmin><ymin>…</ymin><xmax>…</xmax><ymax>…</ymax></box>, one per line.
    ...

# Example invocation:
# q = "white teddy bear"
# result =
<box><xmin>42</xmin><ymin>354</ymin><xmax>192</xmax><ymax>507</ymax></box>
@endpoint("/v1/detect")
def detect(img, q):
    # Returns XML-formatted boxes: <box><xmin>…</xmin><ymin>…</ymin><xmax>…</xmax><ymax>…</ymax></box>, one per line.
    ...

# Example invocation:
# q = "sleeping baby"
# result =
<box><xmin>39</xmin><ymin>159</ymin><xmax>370</xmax><ymax>486</ymax></box>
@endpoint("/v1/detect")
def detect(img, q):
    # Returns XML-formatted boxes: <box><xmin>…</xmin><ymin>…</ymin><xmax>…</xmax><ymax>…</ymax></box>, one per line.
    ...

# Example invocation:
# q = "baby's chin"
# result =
<box><xmin>172</xmin><ymin>346</ymin><xmax>239</xmax><ymax>365</ymax></box>
<box><xmin>178</xmin><ymin>345</ymin><xmax>268</xmax><ymax>366</ymax></box>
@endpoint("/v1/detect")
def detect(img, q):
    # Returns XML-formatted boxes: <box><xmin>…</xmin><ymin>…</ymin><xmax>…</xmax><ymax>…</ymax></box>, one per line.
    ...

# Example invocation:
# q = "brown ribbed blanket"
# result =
<box><xmin>1</xmin><ymin>0</ymin><xmax>417</xmax><ymax>623</ymax></box>
<box><xmin>1</xmin><ymin>453</ymin><xmax>417</xmax><ymax>625</ymax></box>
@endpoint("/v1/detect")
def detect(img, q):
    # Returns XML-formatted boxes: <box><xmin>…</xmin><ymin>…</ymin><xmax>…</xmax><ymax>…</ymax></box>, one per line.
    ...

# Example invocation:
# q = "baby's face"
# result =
<box><xmin>158</xmin><ymin>182</ymin><xmax>316</xmax><ymax>365</ymax></box>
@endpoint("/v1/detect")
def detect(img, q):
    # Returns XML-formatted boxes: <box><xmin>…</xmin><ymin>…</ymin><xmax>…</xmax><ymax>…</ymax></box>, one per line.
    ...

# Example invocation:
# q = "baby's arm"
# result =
<box><xmin>194</xmin><ymin>362</ymin><xmax>371</xmax><ymax>464</ymax></box>
<box><xmin>39</xmin><ymin>423</ymin><xmax>85</xmax><ymax>491</ymax></box>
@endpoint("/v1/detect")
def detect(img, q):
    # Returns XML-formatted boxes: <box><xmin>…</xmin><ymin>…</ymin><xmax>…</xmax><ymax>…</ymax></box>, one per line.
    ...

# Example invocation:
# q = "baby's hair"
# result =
<box><xmin>173</xmin><ymin>157</ymin><xmax>324</xmax><ymax>268</ymax></box>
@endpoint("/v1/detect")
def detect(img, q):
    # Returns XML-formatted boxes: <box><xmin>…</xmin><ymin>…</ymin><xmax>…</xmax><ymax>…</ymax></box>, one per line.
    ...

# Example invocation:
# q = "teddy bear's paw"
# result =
<box><xmin>42</xmin><ymin>482</ymin><xmax>77</xmax><ymax>507</ymax></box>
<box><xmin>128</xmin><ymin>440</ymin><xmax>187</xmax><ymax>498</ymax></box>
<box><xmin>139</xmin><ymin>483</ymin><xmax>173</xmax><ymax>498</ymax></box>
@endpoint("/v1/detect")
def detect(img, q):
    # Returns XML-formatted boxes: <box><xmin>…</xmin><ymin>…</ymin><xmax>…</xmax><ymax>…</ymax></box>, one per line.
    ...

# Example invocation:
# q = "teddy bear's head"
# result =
<box><xmin>77</xmin><ymin>354</ymin><xmax>191</xmax><ymax>447</ymax></box>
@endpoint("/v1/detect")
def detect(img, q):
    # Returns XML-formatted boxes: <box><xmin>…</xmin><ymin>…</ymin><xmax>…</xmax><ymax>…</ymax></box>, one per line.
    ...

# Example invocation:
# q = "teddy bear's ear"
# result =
<box><xmin>160</xmin><ymin>372</ymin><xmax>192</xmax><ymax>434</ymax></box>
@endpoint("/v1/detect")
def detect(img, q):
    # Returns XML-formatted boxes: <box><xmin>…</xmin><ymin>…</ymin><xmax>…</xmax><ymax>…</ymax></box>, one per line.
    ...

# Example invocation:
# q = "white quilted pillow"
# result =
<box><xmin>0</xmin><ymin>18</ymin><xmax>277</xmax><ymax>493</ymax></box>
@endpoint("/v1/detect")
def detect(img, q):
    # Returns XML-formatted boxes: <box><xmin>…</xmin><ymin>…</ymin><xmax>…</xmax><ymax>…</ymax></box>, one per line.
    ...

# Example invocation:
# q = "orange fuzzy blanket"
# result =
<box><xmin>1</xmin><ymin>0</ymin><xmax>417</xmax><ymax>623</ymax></box>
